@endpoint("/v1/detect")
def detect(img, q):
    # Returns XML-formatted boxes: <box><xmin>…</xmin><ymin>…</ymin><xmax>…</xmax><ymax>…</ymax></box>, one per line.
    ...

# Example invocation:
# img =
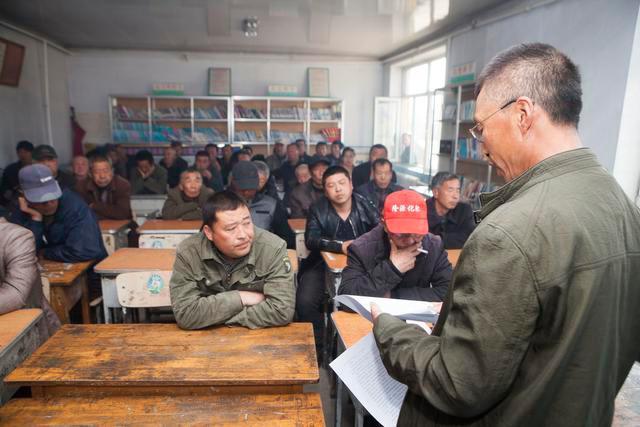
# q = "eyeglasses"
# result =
<box><xmin>469</xmin><ymin>98</ymin><xmax>517</xmax><ymax>142</ymax></box>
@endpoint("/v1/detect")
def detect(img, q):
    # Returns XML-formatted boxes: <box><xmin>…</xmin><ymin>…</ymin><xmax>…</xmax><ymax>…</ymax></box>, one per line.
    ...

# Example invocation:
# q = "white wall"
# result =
<box><xmin>66</xmin><ymin>50</ymin><xmax>383</xmax><ymax>149</ymax></box>
<box><xmin>0</xmin><ymin>25</ymin><xmax>72</xmax><ymax>166</ymax></box>
<box><xmin>445</xmin><ymin>0</ymin><xmax>639</xmax><ymax>172</ymax></box>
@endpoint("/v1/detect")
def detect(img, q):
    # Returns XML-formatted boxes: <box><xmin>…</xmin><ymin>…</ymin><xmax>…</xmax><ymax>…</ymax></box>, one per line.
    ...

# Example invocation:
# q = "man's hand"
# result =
<box><xmin>238</xmin><ymin>291</ymin><xmax>266</xmax><ymax>307</ymax></box>
<box><xmin>201</xmin><ymin>169</ymin><xmax>213</xmax><ymax>180</ymax></box>
<box><xmin>389</xmin><ymin>240</ymin><xmax>421</xmax><ymax>273</ymax></box>
<box><xmin>371</xmin><ymin>302</ymin><xmax>382</xmax><ymax>323</ymax></box>
<box><xmin>18</xmin><ymin>197</ymin><xmax>43</xmax><ymax>222</ymax></box>
<box><xmin>341</xmin><ymin>240</ymin><xmax>354</xmax><ymax>255</ymax></box>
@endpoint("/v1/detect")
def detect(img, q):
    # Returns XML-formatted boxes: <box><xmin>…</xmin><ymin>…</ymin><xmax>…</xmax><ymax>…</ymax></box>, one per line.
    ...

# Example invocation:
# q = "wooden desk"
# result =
<box><xmin>0</xmin><ymin>393</ymin><xmax>325</xmax><ymax>425</ymax></box>
<box><xmin>94</xmin><ymin>248</ymin><xmax>176</xmax><ymax>323</ymax></box>
<box><xmin>288</xmin><ymin>218</ymin><xmax>309</xmax><ymax>259</ymax></box>
<box><xmin>288</xmin><ymin>218</ymin><xmax>306</xmax><ymax>233</ymax></box>
<box><xmin>99</xmin><ymin>219</ymin><xmax>130</xmax><ymax>255</ymax></box>
<box><xmin>130</xmin><ymin>195</ymin><xmax>166</xmax><ymax>222</ymax></box>
<box><xmin>138</xmin><ymin>219</ymin><xmax>202</xmax><ymax>234</ymax></box>
<box><xmin>321</xmin><ymin>251</ymin><xmax>347</xmax><ymax>273</ymax></box>
<box><xmin>40</xmin><ymin>259</ymin><xmax>94</xmax><ymax>324</ymax></box>
<box><xmin>0</xmin><ymin>309</ymin><xmax>43</xmax><ymax>404</ymax></box>
<box><xmin>287</xmin><ymin>249</ymin><xmax>299</xmax><ymax>274</ymax></box>
<box><xmin>5</xmin><ymin>323</ymin><xmax>319</xmax><ymax>398</ymax></box>
<box><xmin>448</xmin><ymin>249</ymin><xmax>461</xmax><ymax>267</ymax></box>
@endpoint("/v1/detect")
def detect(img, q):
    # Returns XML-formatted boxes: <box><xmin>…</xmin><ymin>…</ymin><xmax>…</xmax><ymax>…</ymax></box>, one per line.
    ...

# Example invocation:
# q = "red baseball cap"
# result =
<box><xmin>383</xmin><ymin>190</ymin><xmax>428</xmax><ymax>234</ymax></box>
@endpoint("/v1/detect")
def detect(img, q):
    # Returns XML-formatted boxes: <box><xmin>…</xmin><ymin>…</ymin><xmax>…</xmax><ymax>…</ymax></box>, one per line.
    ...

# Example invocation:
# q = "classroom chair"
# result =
<box><xmin>115</xmin><ymin>271</ymin><xmax>172</xmax><ymax>323</ymax></box>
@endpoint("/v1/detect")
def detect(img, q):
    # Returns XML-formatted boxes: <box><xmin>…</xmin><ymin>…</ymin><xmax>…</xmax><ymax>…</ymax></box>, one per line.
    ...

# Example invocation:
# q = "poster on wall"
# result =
<box><xmin>208</xmin><ymin>68</ymin><xmax>231</xmax><ymax>96</ymax></box>
<box><xmin>0</xmin><ymin>37</ymin><xmax>25</xmax><ymax>87</ymax></box>
<box><xmin>308</xmin><ymin>67</ymin><xmax>330</xmax><ymax>97</ymax></box>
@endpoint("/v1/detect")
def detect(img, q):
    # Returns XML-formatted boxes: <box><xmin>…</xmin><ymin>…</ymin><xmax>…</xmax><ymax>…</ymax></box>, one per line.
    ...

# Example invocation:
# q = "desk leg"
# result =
<box><xmin>100</xmin><ymin>276</ymin><xmax>120</xmax><ymax>324</ymax></box>
<box><xmin>49</xmin><ymin>287</ymin><xmax>70</xmax><ymax>324</ymax></box>
<box><xmin>80</xmin><ymin>274</ymin><xmax>90</xmax><ymax>324</ymax></box>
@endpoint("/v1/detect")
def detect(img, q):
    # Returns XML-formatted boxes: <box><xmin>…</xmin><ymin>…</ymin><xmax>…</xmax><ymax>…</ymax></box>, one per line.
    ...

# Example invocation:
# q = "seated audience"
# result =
<box><xmin>237</xmin><ymin>149</ymin><xmax>252</xmax><ymax>162</ymax></box>
<box><xmin>0</xmin><ymin>214</ymin><xmax>61</xmax><ymax>337</ymax></box>
<box><xmin>294</xmin><ymin>163</ymin><xmax>311</xmax><ymax>185</ymax></box>
<box><xmin>71</xmin><ymin>155</ymin><xmax>90</xmax><ymax>183</ymax></box>
<box><xmin>356</xmin><ymin>158</ymin><xmax>403</xmax><ymax>212</ymax></box>
<box><xmin>266</xmin><ymin>141</ymin><xmax>286</xmax><ymax>172</ymax></box>
<box><xmin>289</xmin><ymin>157</ymin><xmax>328</xmax><ymax>219</ymax></box>
<box><xmin>312</xmin><ymin>142</ymin><xmax>329</xmax><ymax>162</ymax></box>
<box><xmin>0</xmin><ymin>140</ymin><xmax>33</xmax><ymax>205</ymax></box>
<box><xmin>106</xmin><ymin>144</ymin><xmax>128</xmax><ymax>179</ymax></box>
<box><xmin>76</xmin><ymin>155</ymin><xmax>132</xmax><ymax>220</ymax></box>
<box><xmin>340</xmin><ymin>147</ymin><xmax>356</xmax><ymax>176</ymax></box>
<box><xmin>427</xmin><ymin>172</ymin><xmax>475</xmax><ymax>249</ymax></box>
<box><xmin>339</xmin><ymin>190</ymin><xmax>451</xmax><ymax>301</ymax></box>
<box><xmin>162</xmin><ymin>168</ymin><xmax>213</xmax><ymax>220</ymax></box>
<box><xmin>329</xmin><ymin>140</ymin><xmax>343</xmax><ymax>165</ymax></box>
<box><xmin>297</xmin><ymin>166</ymin><xmax>379</xmax><ymax>355</ymax></box>
<box><xmin>194</xmin><ymin>150</ymin><xmax>224</xmax><ymax>192</ymax></box>
<box><xmin>12</xmin><ymin>164</ymin><xmax>107</xmax><ymax>263</ymax></box>
<box><xmin>351</xmin><ymin>144</ymin><xmax>397</xmax><ymax>188</ymax></box>
<box><xmin>296</xmin><ymin>139</ymin><xmax>312</xmax><ymax>164</ymax></box>
<box><xmin>205</xmin><ymin>143</ymin><xmax>222</xmax><ymax>171</ymax></box>
<box><xmin>33</xmin><ymin>145</ymin><xmax>76</xmax><ymax>190</ymax></box>
<box><xmin>229</xmin><ymin>161</ymin><xmax>295</xmax><ymax>248</ymax></box>
<box><xmin>242</xmin><ymin>145</ymin><xmax>254</xmax><ymax>158</ymax></box>
<box><xmin>220</xmin><ymin>144</ymin><xmax>234</xmax><ymax>184</ymax></box>
<box><xmin>169</xmin><ymin>191</ymin><xmax>295</xmax><ymax>330</ymax></box>
<box><xmin>253</xmin><ymin>160</ymin><xmax>279</xmax><ymax>200</ymax></box>
<box><xmin>130</xmin><ymin>150</ymin><xmax>168</xmax><ymax>195</ymax></box>
<box><xmin>160</xmin><ymin>146</ymin><xmax>187</xmax><ymax>188</ymax></box>
<box><xmin>276</xmin><ymin>142</ymin><xmax>303</xmax><ymax>196</ymax></box>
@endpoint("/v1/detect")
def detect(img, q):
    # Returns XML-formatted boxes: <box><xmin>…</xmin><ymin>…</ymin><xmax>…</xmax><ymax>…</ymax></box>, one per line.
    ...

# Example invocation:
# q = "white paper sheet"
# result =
<box><xmin>330</xmin><ymin>332</ymin><xmax>408</xmax><ymax>427</ymax></box>
<box><xmin>334</xmin><ymin>294</ymin><xmax>441</xmax><ymax>323</ymax></box>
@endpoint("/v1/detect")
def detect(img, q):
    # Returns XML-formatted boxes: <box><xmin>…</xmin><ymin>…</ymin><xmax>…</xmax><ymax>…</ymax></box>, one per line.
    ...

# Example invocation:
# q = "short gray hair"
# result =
<box><xmin>475</xmin><ymin>43</ymin><xmax>582</xmax><ymax>127</ymax></box>
<box><xmin>252</xmin><ymin>160</ymin><xmax>270</xmax><ymax>180</ymax></box>
<box><xmin>431</xmin><ymin>171</ymin><xmax>459</xmax><ymax>189</ymax></box>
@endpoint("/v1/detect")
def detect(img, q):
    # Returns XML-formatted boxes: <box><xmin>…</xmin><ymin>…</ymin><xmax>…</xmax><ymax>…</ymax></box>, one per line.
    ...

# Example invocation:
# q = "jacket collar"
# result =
<box><xmin>198</xmin><ymin>228</ymin><xmax>257</xmax><ymax>266</ymax></box>
<box><xmin>476</xmin><ymin>147</ymin><xmax>599</xmax><ymax>222</ymax></box>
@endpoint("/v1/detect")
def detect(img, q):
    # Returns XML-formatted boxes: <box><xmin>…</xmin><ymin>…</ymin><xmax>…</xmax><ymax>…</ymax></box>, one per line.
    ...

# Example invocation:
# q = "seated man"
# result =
<box><xmin>312</xmin><ymin>141</ymin><xmax>329</xmax><ymax>162</ymax></box>
<box><xmin>71</xmin><ymin>155</ymin><xmax>90</xmax><ymax>183</ymax></box>
<box><xmin>170</xmin><ymin>190</ymin><xmax>295</xmax><ymax>330</ymax></box>
<box><xmin>356</xmin><ymin>158</ymin><xmax>403</xmax><ymax>212</ymax></box>
<box><xmin>266</xmin><ymin>141</ymin><xmax>286</xmax><ymax>172</ymax></box>
<box><xmin>352</xmin><ymin>144</ymin><xmax>396</xmax><ymax>189</ymax></box>
<box><xmin>229</xmin><ymin>161</ymin><xmax>294</xmax><ymax>249</ymax></box>
<box><xmin>12</xmin><ymin>164</ymin><xmax>107</xmax><ymax>263</ymax></box>
<box><xmin>276</xmin><ymin>143</ymin><xmax>303</xmax><ymax>196</ymax></box>
<box><xmin>294</xmin><ymin>163</ymin><xmax>311</xmax><ymax>185</ymax></box>
<box><xmin>0</xmin><ymin>214</ymin><xmax>60</xmax><ymax>338</ymax></box>
<box><xmin>194</xmin><ymin>150</ymin><xmax>224</xmax><ymax>192</ymax></box>
<box><xmin>76</xmin><ymin>155</ymin><xmax>132</xmax><ymax>220</ymax></box>
<box><xmin>33</xmin><ymin>145</ymin><xmax>76</xmax><ymax>190</ymax></box>
<box><xmin>427</xmin><ymin>172</ymin><xmax>475</xmax><ymax>249</ymax></box>
<box><xmin>297</xmin><ymin>166</ymin><xmax>379</xmax><ymax>353</ymax></box>
<box><xmin>160</xmin><ymin>146</ymin><xmax>187</xmax><ymax>188</ymax></box>
<box><xmin>130</xmin><ymin>150</ymin><xmax>168</xmax><ymax>195</ymax></box>
<box><xmin>162</xmin><ymin>168</ymin><xmax>213</xmax><ymax>220</ymax></box>
<box><xmin>253</xmin><ymin>160</ymin><xmax>279</xmax><ymax>200</ymax></box>
<box><xmin>289</xmin><ymin>157</ymin><xmax>328</xmax><ymax>219</ymax></box>
<box><xmin>340</xmin><ymin>190</ymin><xmax>451</xmax><ymax>301</ymax></box>
<box><xmin>0</xmin><ymin>140</ymin><xmax>33</xmax><ymax>206</ymax></box>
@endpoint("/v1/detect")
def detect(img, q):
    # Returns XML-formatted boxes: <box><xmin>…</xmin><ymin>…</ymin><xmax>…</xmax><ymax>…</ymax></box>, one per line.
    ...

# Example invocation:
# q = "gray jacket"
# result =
<box><xmin>0</xmin><ymin>218</ymin><xmax>60</xmax><ymax>338</ymax></box>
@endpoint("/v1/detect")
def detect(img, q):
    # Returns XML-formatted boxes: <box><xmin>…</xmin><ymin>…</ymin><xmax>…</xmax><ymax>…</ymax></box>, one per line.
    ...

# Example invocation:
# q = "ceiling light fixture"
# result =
<box><xmin>242</xmin><ymin>17</ymin><xmax>259</xmax><ymax>37</ymax></box>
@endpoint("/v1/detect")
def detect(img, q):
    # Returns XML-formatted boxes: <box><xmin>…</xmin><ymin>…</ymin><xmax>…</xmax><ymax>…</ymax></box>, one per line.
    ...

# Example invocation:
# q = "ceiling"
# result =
<box><xmin>0</xmin><ymin>0</ymin><xmax>510</xmax><ymax>59</ymax></box>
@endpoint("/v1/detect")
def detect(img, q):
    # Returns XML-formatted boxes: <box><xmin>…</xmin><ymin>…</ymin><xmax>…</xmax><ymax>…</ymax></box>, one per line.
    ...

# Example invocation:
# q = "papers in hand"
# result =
<box><xmin>334</xmin><ymin>294</ymin><xmax>442</xmax><ymax>323</ymax></box>
<box><xmin>330</xmin><ymin>333</ymin><xmax>407</xmax><ymax>427</ymax></box>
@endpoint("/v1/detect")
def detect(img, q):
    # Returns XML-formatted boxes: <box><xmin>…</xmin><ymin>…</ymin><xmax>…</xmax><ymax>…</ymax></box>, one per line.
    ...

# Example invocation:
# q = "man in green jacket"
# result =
<box><xmin>371</xmin><ymin>43</ymin><xmax>640</xmax><ymax>426</ymax></box>
<box><xmin>170</xmin><ymin>190</ymin><xmax>295</xmax><ymax>329</ymax></box>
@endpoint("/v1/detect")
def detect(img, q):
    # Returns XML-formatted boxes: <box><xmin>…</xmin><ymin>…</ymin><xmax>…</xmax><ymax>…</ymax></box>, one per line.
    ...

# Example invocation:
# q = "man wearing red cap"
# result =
<box><xmin>339</xmin><ymin>190</ymin><xmax>451</xmax><ymax>300</ymax></box>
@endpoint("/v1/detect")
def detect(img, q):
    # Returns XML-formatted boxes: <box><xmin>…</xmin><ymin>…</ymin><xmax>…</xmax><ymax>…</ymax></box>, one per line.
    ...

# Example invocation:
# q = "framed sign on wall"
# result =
<box><xmin>208</xmin><ymin>68</ymin><xmax>231</xmax><ymax>96</ymax></box>
<box><xmin>308</xmin><ymin>67</ymin><xmax>330</xmax><ymax>97</ymax></box>
<box><xmin>0</xmin><ymin>37</ymin><xmax>25</xmax><ymax>87</ymax></box>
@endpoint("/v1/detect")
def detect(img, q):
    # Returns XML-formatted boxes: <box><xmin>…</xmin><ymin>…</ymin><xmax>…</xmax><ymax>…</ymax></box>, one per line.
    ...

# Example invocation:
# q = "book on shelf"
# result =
<box><xmin>310</xmin><ymin>106</ymin><xmax>341</xmax><ymax>120</ymax></box>
<box><xmin>270</xmin><ymin>131</ymin><xmax>306</xmax><ymax>142</ymax></box>
<box><xmin>234</xmin><ymin>105</ymin><xmax>266</xmax><ymax>119</ymax></box>
<box><xmin>193</xmin><ymin>127</ymin><xmax>227</xmax><ymax>143</ymax></box>
<box><xmin>439</xmin><ymin>139</ymin><xmax>453</xmax><ymax>155</ymax></box>
<box><xmin>456</xmin><ymin>138</ymin><xmax>483</xmax><ymax>161</ymax></box>
<box><xmin>194</xmin><ymin>106</ymin><xmax>227</xmax><ymax>120</ymax></box>
<box><xmin>114</xmin><ymin>105</ymin><xmax>148</xmax><ymax>120</ymax></box>
<box><xmin>443</xmin><ymin>104</ymin><xmax>456</xmax><ymax>120</ymax></box>
<box><xmin>271</xmin><ymin>106</ymin><xmax>305</xmax><ymax>120</ymax></box>
<box><xmin>153</xmin><ymin>107</ymin><xmax>191</xmax><ymax>120</ymax></box>
<box><xmin>460</xmin><ymin>100</ymin><xmax>476</xmax><ymax>121</ymax></box>
<box><xmin>152</xmin><ymin>124</ymin><xmax>192</xmax><ymax>142</ymax></box>
<box><xmin>234</xmin><ymin>130</ymin><xmax>267</xmax><ymax>142</ymax></box>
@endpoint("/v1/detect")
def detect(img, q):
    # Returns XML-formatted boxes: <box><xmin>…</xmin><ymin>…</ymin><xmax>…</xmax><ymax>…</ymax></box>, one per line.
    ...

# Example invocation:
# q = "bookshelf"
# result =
<box><xmin>439</xmin><ymin>84</ymin><xmax>504</xmax><ymax>207</ymax></box>
<box><xmin>109</xmin><ymin>95</ymin><xmax>343</xmax><ymax>154</ymax></box>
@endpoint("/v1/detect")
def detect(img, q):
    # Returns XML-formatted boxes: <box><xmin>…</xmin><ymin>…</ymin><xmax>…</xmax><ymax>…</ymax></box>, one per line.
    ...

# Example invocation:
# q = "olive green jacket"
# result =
<box><xmin>374</xmin><ymin>148</ymin><xmax>640</xmax><ymax>426</ymax></box>
<box><xmin>170</xmin><ymin>228</ymin><xmax>295</xmax><ymax>329</ymax></box>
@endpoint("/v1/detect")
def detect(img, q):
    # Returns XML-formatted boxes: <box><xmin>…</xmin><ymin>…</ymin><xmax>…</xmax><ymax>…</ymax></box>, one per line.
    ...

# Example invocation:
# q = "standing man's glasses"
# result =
<box><xmin>469</xmin><ymin>98</ymin><xmax>517</xmax><ymax>142</ymax></box>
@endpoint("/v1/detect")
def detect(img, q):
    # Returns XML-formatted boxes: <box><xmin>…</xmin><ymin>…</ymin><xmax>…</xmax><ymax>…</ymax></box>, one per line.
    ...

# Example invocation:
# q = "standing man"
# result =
<box><xmin>340</xmin><ymin>190</ymin><xmax>451</xmax><ymax>301</ymax></box>
<box><xmin>289</xmin><ymin>157</ymin><xmax>328</xmax><ymax>219</ymax></box>
<box><xmin>76</xmin><ymin>155</ymin><xmax>132</xmax><ymax>220</ymax></box>
<box><xmin>170</xmin><ymin>190</ymin><xmax>295</xmax><ymax>330</ymax></box>
<box><xmin>371</xmin><ymin>43</ymin><xmax>640</xmax><ymax>426</ymax></box>
<box><xmin>33</xmin><ymin>145</ymin><xmax>76</xmax><ymax>190</ymax></box>
<box><xmin>355</xmin><ymin>158</ymin><xmax>403</xmax><ymax>213</ymax></box>
<box><xmin>0</xmin><ymin>140</ymin><xmax>33</xmax><ymax>205</ymax></box>
<box><xmin>130</xmin><ymin>150</ymin><xmax>168</xmax><ymax>195</ymax></box>
<box><xmin>351</xmin><ymin>144</ymin><xmax>396</xmax><ymax>188</ymax></box>
<box><xmin>427</xmin><ymin>172</ymin><xmax>476</xmax><ymax>249</ymax></box>
<box><xmin>297</xmin><ymin>165</ymin><xmax>379</xmax><ymax>356</ymax></box>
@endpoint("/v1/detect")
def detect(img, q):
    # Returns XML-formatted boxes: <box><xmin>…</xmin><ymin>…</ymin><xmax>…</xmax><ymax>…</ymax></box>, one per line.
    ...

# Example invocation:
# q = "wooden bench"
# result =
<box><xmin>0</xmin><ymin>393</ymin><xmax>324</xmax><ymax>425</ymax></box>
<box><xmin>0</xmin><ymin>309</ymin><xmax>44</xmax><ymax>404</ymax></box>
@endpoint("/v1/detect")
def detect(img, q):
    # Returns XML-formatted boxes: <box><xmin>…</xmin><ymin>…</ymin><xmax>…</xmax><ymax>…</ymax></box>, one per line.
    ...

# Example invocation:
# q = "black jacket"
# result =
<box><xmin>305</xmin><ymin>192</ymin><xmax>379</xmax><ymax>255</ymax></box>
<box><xmin>427</xmin><ymin>197</ymin><xmax>476</xmax><ymax>249</ymax></box>
<box><xmin>160</xmin><ymin>158</ymin><xmax>188</xmax><ymax>188</ymax></box>
<box><xmin>355</xmin><ymin>181</ymin><xmax>403</xmax><ymax>212</ymax></box>
<box><xmin>339</xmin><ymin>224</ymin><xmax>451</xmax><ymax>301</ymax></box>
<box><xmin>352</xmin><ymin>161</ymin><xmax>397</xmax><ymax>188</ymax></box>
